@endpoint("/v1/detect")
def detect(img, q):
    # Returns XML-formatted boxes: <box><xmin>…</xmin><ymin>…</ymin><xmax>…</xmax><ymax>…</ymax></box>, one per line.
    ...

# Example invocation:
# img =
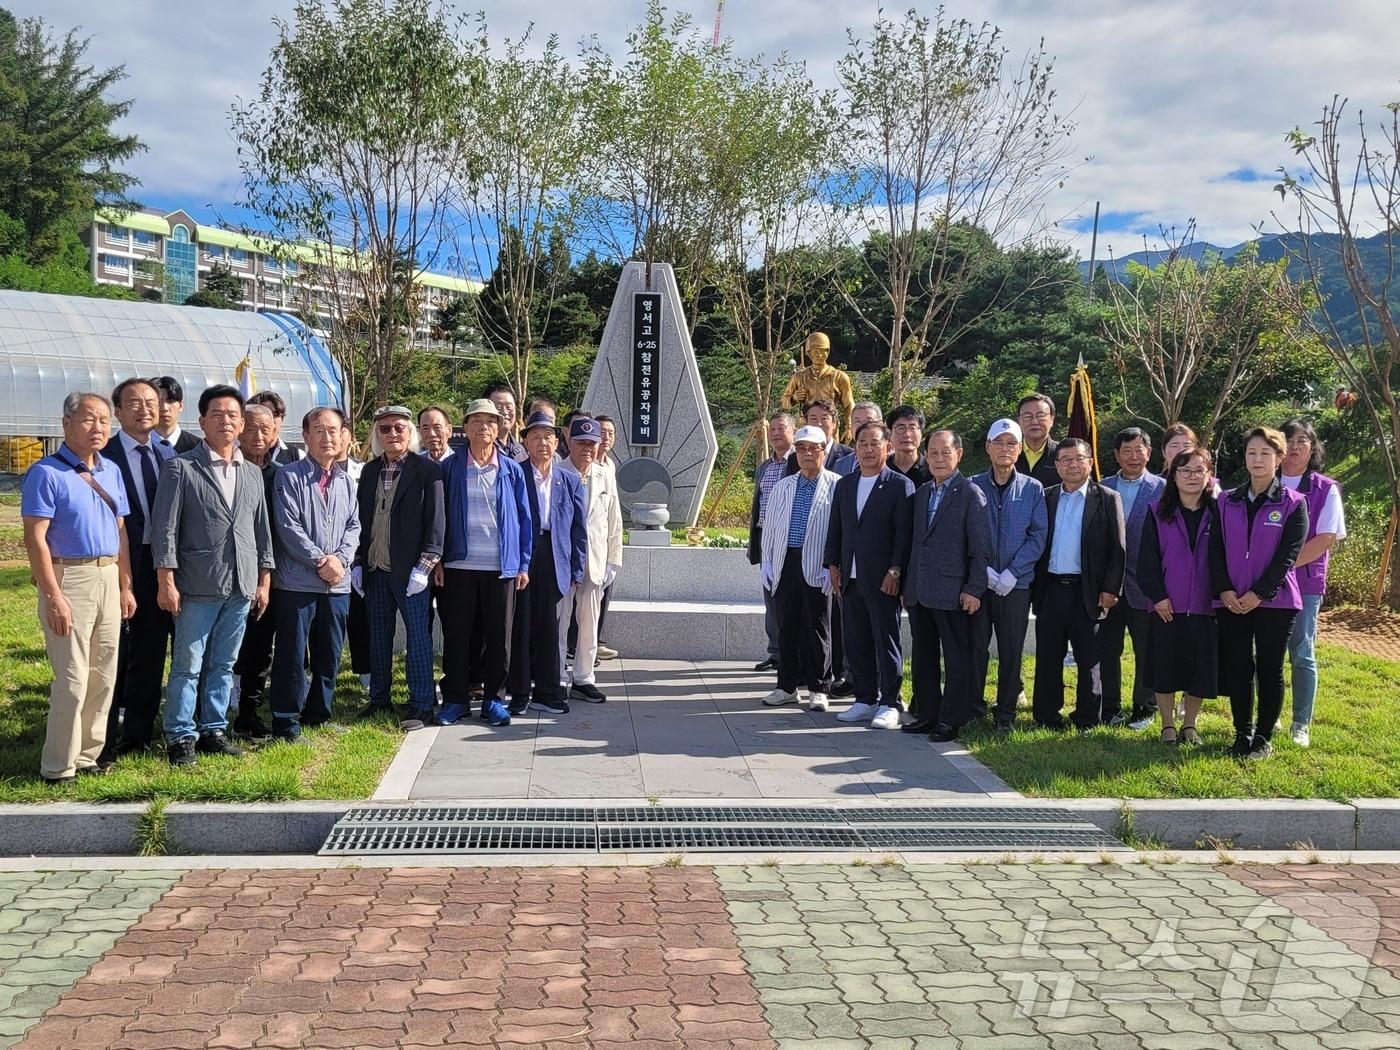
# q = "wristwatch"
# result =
<box><xmin>886</xmin><ymin>568</ymin><xmax>902</xmax><ymax>579</ymax></box>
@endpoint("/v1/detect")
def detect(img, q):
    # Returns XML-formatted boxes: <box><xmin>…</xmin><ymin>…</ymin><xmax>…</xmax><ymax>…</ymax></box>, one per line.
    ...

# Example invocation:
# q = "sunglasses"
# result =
<box><xmin>377</xmin><ymin>422</ymin><xmax>408</xmax><ymax>435</ymax></box>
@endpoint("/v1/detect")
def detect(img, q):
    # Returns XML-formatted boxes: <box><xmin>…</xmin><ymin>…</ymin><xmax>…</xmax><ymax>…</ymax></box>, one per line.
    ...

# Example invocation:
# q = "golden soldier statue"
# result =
<box><xmin>780</xmin><ymin>332</ymin><xmax>855</xmax><ymax>439</ymax></box>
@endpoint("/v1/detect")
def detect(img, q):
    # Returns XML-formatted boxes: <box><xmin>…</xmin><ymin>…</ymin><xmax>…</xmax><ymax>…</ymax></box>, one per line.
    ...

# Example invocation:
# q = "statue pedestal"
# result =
<box><xmin>630</xmin><ymin>530</ymin><xmax>671</xmax><ymax>547</ymax></box>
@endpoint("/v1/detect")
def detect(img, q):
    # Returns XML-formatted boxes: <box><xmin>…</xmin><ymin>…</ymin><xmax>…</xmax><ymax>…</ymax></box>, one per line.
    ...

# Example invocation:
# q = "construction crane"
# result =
<box><xmin>711</xmin><ymin>0</ymin><xmax>725</xmax><ymax>47</ymax></box>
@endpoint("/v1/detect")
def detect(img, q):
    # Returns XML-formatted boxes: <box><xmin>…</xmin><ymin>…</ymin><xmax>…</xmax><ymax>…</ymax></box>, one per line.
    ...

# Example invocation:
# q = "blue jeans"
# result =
<box><xmin>164</xmin><ymin>596</ymin><xmax>252</xmax><ymax>742</ymax></box>
<box><xmin>1287</xmin><ymin>593</ymin><xmax>1323</xmax><ymax>727</ymax></box>
<box><xmin>271</xmin><ymin>590</ymin><xmax>349</xmax><ymax>734</ymax></box>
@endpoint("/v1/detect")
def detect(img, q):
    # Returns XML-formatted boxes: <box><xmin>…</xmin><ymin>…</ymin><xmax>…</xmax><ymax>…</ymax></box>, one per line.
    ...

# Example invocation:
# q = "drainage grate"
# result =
<box><xmin>320</xmin><ymin>802</ymin><xmax>1128</xmax><ymax>855</ymax></box>
<box><xmin>338</xmin><ymin>806</ymin><xmax>596</xmax><ymax>824</ymax></box>
<box><xmin>597</xmin><ymin>824</ymin><xmax>868</xmax><ymax>852</ymax></box>
<box><xmin>321</xmin><ymin>822</ymin><xmax>597</xmax><ymax>854</ymax></box>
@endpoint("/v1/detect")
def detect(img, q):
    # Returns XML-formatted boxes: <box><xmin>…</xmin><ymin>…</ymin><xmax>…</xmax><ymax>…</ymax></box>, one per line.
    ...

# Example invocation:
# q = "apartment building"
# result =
<box><xmin>82</xmin><ymin>209</ymin><xmax>480</xmax><ymax>346</ymax></box>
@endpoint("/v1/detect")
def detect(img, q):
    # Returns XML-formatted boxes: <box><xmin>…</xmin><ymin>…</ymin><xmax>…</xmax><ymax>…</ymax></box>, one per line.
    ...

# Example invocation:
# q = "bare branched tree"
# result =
<box><xmin>835</xmin><ymin>8</ymin><xmax>1076</xmax><ymax>401</ymax></box>
<box><xmin>1277</xmin><ymin>96</ymin><xmax>1400</xmax><ymax>606</ymax></box>
<box><xmin>457</xmin><ymin>25</ymin><xmax>586</xmax><ymax>407</ymax></box>
<box><xmin>231</xmin><ymin>0</ymin><xmax>470</xmax><ymax>422</ymax></box>
<box><xmin>1101</xmin><ymin>224</ymin><xmax>1315</xmax><ymax>446</ymax></box>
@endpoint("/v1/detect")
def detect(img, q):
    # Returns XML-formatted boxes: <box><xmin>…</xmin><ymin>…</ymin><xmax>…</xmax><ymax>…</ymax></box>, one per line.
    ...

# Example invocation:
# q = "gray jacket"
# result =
<box><xmin>904</xmin><ymin>471</ymin><xmax>993</xmax><ymax>611</ymax></box>
<box><xmin>151</xmin><ymin>444</ymin><xmax>275</xmax><ymax>601</ymax></box>
<box><xmin>272</xmin><ymin>457</ymin><xmax>361</xmax><ymax>594</ymax></box>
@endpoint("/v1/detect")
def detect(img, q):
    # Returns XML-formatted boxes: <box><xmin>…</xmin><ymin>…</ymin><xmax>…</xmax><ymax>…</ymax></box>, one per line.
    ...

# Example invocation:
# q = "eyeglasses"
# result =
<box><xmin>1019</xmin><ymin>411</ymin><xmax>1052</xmax><ymax>422</ymax></box>
<box><xmin>1176</xmin><ymin>467</ymin><xmax>1208</xmax><ymax>478</ymax></box>
<box><xmin>1057</xmin><ymin>455</ymin><xmax>1091</xmax><ymax>464</ymax></box>
<box><xmin>307</xmin><ymin>425</ymin><xmax>342</xmax><ymax>438</ymax></box>
<box><xmin>377</xmin><ymin>423</ymin><xmax>408</xmax><ymax>435</ymax></box>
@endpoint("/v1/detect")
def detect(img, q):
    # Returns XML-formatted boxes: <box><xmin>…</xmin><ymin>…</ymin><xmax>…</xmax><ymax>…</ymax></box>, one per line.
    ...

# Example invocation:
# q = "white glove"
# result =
<box><xmin>603</xmin><ymin>565</ymin><xmax>618</xmax><ymax>589</ymax></box>
<box><xmin>406</xmin><ymin>567</ymin><xmax>430</xmax><ymax>596</ymax></box>
<box><xmin>999</xmin><ymin>569</ymin><xmax>1018</xmax><ymax>596</ymax></box>
<box><xmin>761</xmin><ymin>563</ymin><xmax>775</xmax><ymax>592</ymax></box>
<box><xmin>986</xmin><ymin>566</ymin><xmax>1001</xmax><ymax>591</ymax></box>
<box><xmin>350</xmin><ymin>565</ymin><xmax>364</xmax><ymax>596</ymax></box>
<box><xmin>820</xmin><ymin>574</ymin><xmax>835</xmax><ymax>596</ymax></box>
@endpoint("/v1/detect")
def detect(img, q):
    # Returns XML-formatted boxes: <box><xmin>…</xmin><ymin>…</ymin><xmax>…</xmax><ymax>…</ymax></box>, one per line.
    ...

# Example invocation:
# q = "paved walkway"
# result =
<box><xmin>389</xmin><ymin>660</ymin><xmax>1012</xmax><ymax>801</ymax></box>
<box><xmin>7</xmin><ymin>862</ymin><xmax>1400</xmax><ymax>1048</ymax></box>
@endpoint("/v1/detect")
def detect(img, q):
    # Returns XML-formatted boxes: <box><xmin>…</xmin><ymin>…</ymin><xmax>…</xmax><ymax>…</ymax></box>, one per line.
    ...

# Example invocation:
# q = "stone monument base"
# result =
<box><xmin>628</xmin><ymin>530</ymin><xmax>672</xmax><ymax>547</ymax></box>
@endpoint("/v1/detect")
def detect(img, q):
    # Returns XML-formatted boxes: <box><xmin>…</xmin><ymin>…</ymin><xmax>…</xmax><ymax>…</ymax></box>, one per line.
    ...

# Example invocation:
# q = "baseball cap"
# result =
<box><xmin>373</xmin><ymin>404</ymin><xmax>413</xmax><ymax>422</ymax></box>
<box><xmin>569</xmin><ymin>416</ymin><xmax>602</xmax><ymax>443</ymax></box>
<box><xmin>522</xmin><ymin>410</ymin><xmax>557</xmax><ymax>434</ymax></box>
<box><xmin>463</xmin><ymin>398</ymin><xmax>501</xmax><ymax>420</ymax></box>
<box><xmin>987</xmin><ymin>418</ymin><xmax>1023</xmax><ymax>443</ymax></box>
<box><xmin>793</xmin><ymin>425</ymin><xmax>828</xmax><ymax>446</ymax></box>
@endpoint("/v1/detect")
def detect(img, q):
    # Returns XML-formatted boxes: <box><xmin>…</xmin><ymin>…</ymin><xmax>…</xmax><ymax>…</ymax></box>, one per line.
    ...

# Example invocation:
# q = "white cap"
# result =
<box><xmin>987</xmin><ymin>418</ymin><xmax>1023</xmax><ymax>443</ymax></box>
<box><xmin>793</xmin><ymin>425</ymin><xmax>828</xmax><ymax>447</ymax></box>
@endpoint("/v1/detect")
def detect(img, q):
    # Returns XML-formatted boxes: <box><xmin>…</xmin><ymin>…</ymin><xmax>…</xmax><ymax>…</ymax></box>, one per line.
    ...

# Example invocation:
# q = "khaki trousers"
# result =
<box><xmin>39</xmin><ymin>562</ymin><xmax>120</xmax><ymax>778</ymax></box>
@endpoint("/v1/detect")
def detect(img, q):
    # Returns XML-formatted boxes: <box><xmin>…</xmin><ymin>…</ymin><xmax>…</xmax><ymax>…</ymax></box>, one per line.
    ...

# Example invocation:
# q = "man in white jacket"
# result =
<box><xmin>760</xmin><ymin>426</ymin><xmax>839</xmax><ymax>711</ymax></box>
<box><xmin>556</xmin><ymin>416</ymin><xmax>622</xmax><ymax>702</ymax></box>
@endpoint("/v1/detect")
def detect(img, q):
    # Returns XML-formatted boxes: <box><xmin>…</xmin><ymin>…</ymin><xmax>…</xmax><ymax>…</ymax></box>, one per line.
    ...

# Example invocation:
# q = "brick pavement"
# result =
<box><xmin>6</xmin><ymin>863</ymin><xmax>1400</xmax><ymax>1049</ymax></box>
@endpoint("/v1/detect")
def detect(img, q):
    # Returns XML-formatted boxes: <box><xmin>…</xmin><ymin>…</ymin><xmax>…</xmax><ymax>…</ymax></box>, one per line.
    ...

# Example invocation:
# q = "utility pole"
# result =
<box><xmin>1086</xmin><ymin>200</ymin><xmax>1101</xmax><ymax>300</ymax></box>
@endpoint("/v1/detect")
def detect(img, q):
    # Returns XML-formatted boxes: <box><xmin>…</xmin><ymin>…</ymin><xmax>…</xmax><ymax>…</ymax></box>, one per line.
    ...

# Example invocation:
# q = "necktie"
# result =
<box><xmin>927</xmin><ymin>483</ymin><xmax>943</xmax><ymax>527</ymax></box>
<box><xmin>136</xmin><ymin>444</ymin><xmax>158</xmax><ymax>511</ymax></box>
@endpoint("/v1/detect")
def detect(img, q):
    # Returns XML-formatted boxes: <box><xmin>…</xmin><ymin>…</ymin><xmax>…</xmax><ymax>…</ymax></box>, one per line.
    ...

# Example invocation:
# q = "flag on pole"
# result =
<box><xmin>234</xmin><ymin>352</ymin><xmax>256</xmax><ymax>400</ymax></box>
<box><xmin>1065</xmin><ymin>354</ymin><xmax>1100</xmax><ymax>480</ymax></box>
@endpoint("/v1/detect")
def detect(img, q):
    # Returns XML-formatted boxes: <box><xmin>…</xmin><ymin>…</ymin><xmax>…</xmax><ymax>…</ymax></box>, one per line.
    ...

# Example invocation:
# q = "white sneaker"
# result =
<box><xmin>762</xmin><ymin>688</ymin><xmax>798</xmax><ymax>707</ymax></box>
<box><xmin>807</xmin><ymin>692</ymin><xmax>829</xmax><ymax>712</ymax></box>
<box><xmin>838</xmin><ymin>701</ymin><xmax>879</xmax><ymax>722</ymax></box>
<box><xmin>597</xmin><ymin>644</ymin><xmax>619</xmax><ymax>660</ymax></box>
<box><xmin>870</xmin><ymin>706</ymin><xmax>901</xmax><ymax>730</ymax></box>
<box><xmin>1291</xmin><ymin>723</ymin><xmax>1311</xmax><ymax>747</ymax></box>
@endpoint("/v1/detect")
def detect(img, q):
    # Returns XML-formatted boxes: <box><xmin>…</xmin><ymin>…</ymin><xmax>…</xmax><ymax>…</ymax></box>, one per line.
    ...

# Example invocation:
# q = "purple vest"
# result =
<box><xmin>1291</xmin><ymin>471</ymin><xmax>1339</xmax><ymax>596</ymax></box>
<box><xmin>1152</xmin><ymin>506</ymin><xmax>1213</xmax><ymax>616</ymax></box>
<box><xmin>1214</xmin><ymin>485</ymin><xmax>1304</xmax><ymax>612</ymax></box>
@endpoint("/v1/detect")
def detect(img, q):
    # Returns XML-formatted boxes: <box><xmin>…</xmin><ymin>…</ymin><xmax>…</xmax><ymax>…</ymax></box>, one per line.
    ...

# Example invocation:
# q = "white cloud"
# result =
<box><xmin>10</xmin><ymin>0</ymin><xmax>1397</xmax><ymax>257</ymax></box>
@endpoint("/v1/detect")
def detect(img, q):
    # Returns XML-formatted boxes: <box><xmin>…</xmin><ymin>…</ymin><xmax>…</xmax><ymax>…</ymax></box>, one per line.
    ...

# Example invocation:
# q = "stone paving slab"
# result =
<box><xmin>405</xmin><ymin>659</ymin><xmax>1011</xmax><ymax>801</ymax></box>
<box><xmin>9</xmin><ymin>863</ymin><xmax>1400</xmax><ymax>1048</ymax></box>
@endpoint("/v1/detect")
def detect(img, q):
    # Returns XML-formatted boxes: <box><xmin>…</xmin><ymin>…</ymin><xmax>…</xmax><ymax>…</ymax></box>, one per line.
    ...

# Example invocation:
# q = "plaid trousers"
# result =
<box><xmin>364</xmin><ymin>568</ymin><xmax>435</xmax><ymax>710</ymax></box>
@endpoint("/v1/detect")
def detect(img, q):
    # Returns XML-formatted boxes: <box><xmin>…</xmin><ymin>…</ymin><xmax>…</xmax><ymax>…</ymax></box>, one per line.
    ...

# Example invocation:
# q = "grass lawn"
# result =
<box><xmin>0</xmin><ymin>493</ymin><xmax>23</xmax><ymax>562</ymax></box>
<box><xmin>956</xmin><ymin>645</ymin><xmax>1400</xmax><ymax>801</ymax></box>
<box><xmin>0</xmin><ymin>566</ymin><xmax>402</xmax><ymax>804</ymax></box>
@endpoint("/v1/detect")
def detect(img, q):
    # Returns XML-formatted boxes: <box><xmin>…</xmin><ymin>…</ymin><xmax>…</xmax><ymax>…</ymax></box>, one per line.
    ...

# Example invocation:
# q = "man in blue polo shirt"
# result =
<box><xmin>22</xmin><ymin>392</ymin><xmax>137</xmax><ymax>783</ymax></box>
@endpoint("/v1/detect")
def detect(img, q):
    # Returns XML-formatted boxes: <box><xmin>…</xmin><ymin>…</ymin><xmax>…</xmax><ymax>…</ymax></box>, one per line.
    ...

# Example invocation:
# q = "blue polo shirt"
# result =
<box><xmin>21</xmin><ymin>446</ymin><xmax>130</xmax><ymax>559</ymax></box>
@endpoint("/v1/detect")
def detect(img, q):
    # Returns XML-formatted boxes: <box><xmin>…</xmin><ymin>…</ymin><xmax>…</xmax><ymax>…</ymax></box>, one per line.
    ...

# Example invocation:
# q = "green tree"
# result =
<box><xmin>835</xmin><ymin>8</ymin><xmax>1075</xmax><ymax>401</ymax></box>
<box><xmin>182</xmin><ymin>261</ymin><xmax>244</xmax><ymax>308</ymax></box>
<box><xmin>0</xmin><ymin>9</ymin><xmax>143</xmax><ymax>263</ymax></box>
<box><xmin>231</xmin><ymin>0</ymin><xmax>471</xmax><ymax>421</ymax></box>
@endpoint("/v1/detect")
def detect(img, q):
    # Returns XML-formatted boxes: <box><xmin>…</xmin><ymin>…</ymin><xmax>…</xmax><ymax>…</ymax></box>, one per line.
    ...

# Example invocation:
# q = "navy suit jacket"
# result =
<box><xmin>100</xmin><ymin>433</ymin><xmax>175</xmax><ymax>549</ymax></box>
<box><xmin>905</xmin><ymin>470</ymin><xmax>993</xmax><ymax>610</ymax></box>
<box><xmin>522</xmin><ymin>462</ymin><xmax>588</xmax><ymax>596</ymax></box>
<box><xmin>823</xmin><ymin>465</ymin><xmax>915</xmax><ymax>594</ymax></box>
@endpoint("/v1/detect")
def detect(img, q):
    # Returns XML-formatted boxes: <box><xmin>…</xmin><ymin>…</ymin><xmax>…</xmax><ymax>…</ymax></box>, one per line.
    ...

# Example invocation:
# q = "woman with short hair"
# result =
<box><xmin>1137</xmin><ymin>448</ymin><xmax>1218</xmax><ymax>745</ymax></box>
<box><xmin>1208</xmin><ymin>427</ymin><xmax>1308</xmax><ymax>760</ymax></box>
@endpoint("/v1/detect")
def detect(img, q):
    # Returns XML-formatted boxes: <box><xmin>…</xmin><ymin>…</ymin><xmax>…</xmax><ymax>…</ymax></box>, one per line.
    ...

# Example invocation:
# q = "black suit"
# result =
<box><xmin>164</xmin><ymin>429</ymin><xmax>201</xmax><ymax>454</ymax></box>
<box><xmin>1016</xmin><ymin>437</ymin><xmax>1061</xmax><ymax>489</ymax></box>
<box><xmin>903</xmin><ymin>472</ymin><xmax>993</xmax><ymax>726</ymax></box>
<box><xmin>100</xmin><ymin>434</ymin><xmax>174</xmax><ymax>750</ymax></box>
<box><xmin>785</xmin><ymin>441</ymin><xmax>854</xmax><ymax>684</ymax></box>
<box><xmin>355</xmin><ymin>454</ymin><xmax>445</xmax><ymax>592</ymax></box>
<box><xmin>1032</xmin><ymin>481</ymin><xmax>1125</xmax><ymax>727</ymax></box>
<box><xmin>823</xmin><ymin>467</ymin><xmax>914</xmax><ymax>708</ymax></box>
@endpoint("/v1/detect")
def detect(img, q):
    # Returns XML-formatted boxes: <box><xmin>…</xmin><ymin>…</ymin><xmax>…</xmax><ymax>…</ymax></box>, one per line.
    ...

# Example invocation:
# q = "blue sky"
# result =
<box><xmin>14</xmin><ymin>0</ymin><xmax>1397</xmax><ymax>265</ymax></box>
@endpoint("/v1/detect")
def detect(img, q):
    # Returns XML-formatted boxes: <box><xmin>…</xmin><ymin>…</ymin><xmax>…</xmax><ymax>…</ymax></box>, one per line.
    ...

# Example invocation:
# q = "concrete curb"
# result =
<box><xmin>0</xmin><ymin>797</ymin><xmax>1396</xmax><ymax>856</ymax></box>
<box><xmin>0</xmin><ymin>802</ymin><xmax>145</xmax><ymax>856</ymax></box>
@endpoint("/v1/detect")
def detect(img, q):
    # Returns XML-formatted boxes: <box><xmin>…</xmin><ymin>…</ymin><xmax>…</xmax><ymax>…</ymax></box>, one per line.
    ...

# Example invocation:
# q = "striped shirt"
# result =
<box><xmin>787</xmin><ymin>475</ymin><xmax>818</xmax><ymax>548</ymax></box>
<box><xmin>761</xmin><ymin>470</ymin><xmax>838</xmax><ymax>592</ymax></box>
<box><xmin>446</xmin><ymin>452</ymin><xmax>501</xmax><ymax>572</ymax></box>
<box><xmin>755</xmin><ymin>453</ymin><xmax>788</xmax><ymax>527</ymax></box>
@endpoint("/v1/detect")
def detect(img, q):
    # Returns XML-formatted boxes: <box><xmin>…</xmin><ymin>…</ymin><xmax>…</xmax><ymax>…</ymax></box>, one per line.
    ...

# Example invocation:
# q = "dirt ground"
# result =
<box><xmin>1321</xmin><ymin>606</ymin><xmax>1400</xmax><ymax>662</ymax></box>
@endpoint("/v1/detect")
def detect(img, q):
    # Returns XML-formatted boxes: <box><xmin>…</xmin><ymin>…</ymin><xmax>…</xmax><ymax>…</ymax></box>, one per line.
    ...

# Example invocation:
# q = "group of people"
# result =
<box><xmin>21</xmin><ymin>379</ymin><xmax>625</xmax><ymax>782</ymax></box>
<box><xmin>748</xmin><ymin>394</ymin><xmax>1343</xmax><ymax>760</ymax></box>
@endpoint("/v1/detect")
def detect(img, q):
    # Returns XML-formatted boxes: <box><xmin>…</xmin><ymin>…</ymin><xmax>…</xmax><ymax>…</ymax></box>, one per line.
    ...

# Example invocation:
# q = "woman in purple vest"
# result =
<box><xmin>1208</xmin><ymin>426</ymin><xmax>1308</xmax><ymax>760</ymax></box>
<box><xmin>1137</xmin><ymin>448</ymin><xmax>1217</xmax><ymax>745</ymax></box>
<box><xmin>1280</xmin><ymin>420</ymin><xmax>1345</xmax><ymax>748</ymax></box>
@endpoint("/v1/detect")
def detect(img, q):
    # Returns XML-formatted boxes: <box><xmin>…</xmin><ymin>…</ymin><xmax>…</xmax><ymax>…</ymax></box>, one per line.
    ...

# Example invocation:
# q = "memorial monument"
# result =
<box><xmin>781</xmin><ymin>331</ymin><xmax>856</xmax><ymax>441</ymax></box>
<box><xmin>582</xmin><ymin>261</ymin><xmax>719</xmax><ymax>530</ymax></box>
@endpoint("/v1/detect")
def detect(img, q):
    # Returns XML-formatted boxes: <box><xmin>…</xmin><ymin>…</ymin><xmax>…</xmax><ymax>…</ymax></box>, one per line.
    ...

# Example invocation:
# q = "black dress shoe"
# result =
<box><xmin>828</xmin><ymin>678</ymin><xmax>855</xmax><ymax>699</ymax></box>
<box><xmin>1037</xmin><ymin>718</ymin><xmax>1069</xmax><ymax>731</ymax></box>
<box><xmin>927</xmin><ymin>722</ymin><xmax>961</xmax><ymax>743</ymax></box>
<box><xmin>233</xmin><ymin>714</ymin><xmax>271</xmax><ymax>740</ymax></box>
<box><xmin>42</xmin><ymin>774</ymin><xmax>76</xmax><ymax>786</ymax></box>
<box><xmin>901</xmin><ymin>717</ymin><xmax>938</xmax><ymax>734</ymax></box>
<box><xmin>507</xmin><ymin>697</ymin><xmax>529</xmax><ymax>716</ymax></box>
<box><xmin>754</xmin><ymin>658</ymin><xmax>778</xmax><ymax>672</ymax></box>
<box><xmin>167</xmin><ymin>738</ymin><xmax>197</xmax><ymax>766</ymax></box>
<box><xmin>196</xmin><ymin>731</ymin><xmax>245</xmax><ymax>757</ymax></box>
<box><xmin>994</xmin><ymin>719</ymin><xmax>1015</xmax><ymax>734</ymax></box>
<box><xmin>355</xmin><ymin>703</ymin><xmax>397</xmax><ymax>721</ymax></box>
